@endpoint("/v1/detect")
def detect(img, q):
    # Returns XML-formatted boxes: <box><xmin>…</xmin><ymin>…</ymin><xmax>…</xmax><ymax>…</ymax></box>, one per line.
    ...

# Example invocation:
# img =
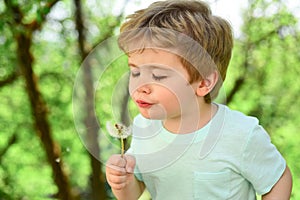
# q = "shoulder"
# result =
<box><xmin>213</xmin><ymin>104</ymin><xmax>268</xmax><ymax>148</ymax></box>
<box><xmin>217</xmin><ymin>104</ymin><xmax>274</xmax><ymax>152</ymax></box>
<box><xmin>220</xmin><ymin>104</ymin><xmax>260</xmax><ymax>134</ymax></box>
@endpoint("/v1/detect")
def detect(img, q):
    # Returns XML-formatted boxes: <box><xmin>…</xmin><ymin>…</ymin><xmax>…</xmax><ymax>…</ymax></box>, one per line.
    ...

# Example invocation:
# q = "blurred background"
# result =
<box><xmin>0</xmin><ymin>0</ymin><xmax>299</xmax><ymax>199</ymax></box>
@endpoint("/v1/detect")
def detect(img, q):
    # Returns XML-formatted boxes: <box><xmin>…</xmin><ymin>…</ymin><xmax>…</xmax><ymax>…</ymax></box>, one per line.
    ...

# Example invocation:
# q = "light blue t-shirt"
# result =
<box><xmin>127</xmin><ymin>104</ymin><xmax>286</xmax><ymax>200</ymax></box>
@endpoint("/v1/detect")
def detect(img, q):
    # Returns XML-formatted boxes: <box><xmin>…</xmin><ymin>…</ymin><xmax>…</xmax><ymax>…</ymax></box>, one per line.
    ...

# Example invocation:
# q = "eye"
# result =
<box><xmin>130</xmin><ymin>70</ymin><xmax>140</xmax><ymax>78</ymax></box>
<box><xmin>152</xmin><ymin>74</ymin><xmax>167</xmax><ymax>81</ymax></box>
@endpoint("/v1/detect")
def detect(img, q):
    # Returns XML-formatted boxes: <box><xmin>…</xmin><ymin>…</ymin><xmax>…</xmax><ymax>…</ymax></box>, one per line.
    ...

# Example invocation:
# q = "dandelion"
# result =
<box><xmin>106</xmin><ymin>121</ymin><xmax>132</xmax><ymax>157</ymax></box>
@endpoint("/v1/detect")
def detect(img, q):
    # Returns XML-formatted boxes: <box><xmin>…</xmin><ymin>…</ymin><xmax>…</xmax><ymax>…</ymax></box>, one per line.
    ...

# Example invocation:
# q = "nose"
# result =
<box><xmin>136</xmin><ymin>84</ymin><xmax>151</xmax><ymax>94</ymax></box>
<box><xmin>129</xmin><ymin>73</ymin><xmax>152</xmax><ymax>95</ymax></box>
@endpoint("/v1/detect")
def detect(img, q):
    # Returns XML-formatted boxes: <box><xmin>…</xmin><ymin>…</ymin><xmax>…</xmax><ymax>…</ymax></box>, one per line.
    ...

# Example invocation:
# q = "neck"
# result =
<box><xmin>163</xmin><ymin>103</ymin><xmax>217</xmax><ymax>134</ymax></box>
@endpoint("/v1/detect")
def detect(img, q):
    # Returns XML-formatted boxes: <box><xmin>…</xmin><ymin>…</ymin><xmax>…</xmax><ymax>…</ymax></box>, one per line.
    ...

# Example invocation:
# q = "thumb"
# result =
<box><xmin>124</xmin><ymin>155</ymin><xmax>136</xmax><ymax>173</ymax></box>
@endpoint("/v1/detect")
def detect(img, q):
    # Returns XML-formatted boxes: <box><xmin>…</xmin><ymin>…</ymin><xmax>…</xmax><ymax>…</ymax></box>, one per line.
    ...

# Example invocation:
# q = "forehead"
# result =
<box><xmin>128</xmin><ymin>48</ymin><xmax>183</xmax><ymax>69</ymax></box>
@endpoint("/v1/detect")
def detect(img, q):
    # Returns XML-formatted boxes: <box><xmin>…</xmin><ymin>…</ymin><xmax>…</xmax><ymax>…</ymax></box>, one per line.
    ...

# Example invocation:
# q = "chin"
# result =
<box><xmin>139</xmin><ymin>111</ymin><xmax>166</xmax><ymax>120</ymax></box>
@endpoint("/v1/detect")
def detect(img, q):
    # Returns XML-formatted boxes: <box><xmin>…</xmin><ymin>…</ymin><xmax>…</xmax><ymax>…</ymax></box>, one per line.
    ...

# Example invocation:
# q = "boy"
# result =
<box><xmin>106</xmin><ymin>1</ymin><xmax>292</xmax><ymax>199</ymax></box>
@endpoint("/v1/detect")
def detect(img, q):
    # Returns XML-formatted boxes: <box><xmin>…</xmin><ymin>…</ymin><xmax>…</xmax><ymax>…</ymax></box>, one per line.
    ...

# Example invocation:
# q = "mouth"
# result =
<box><xmin>136</xmin><ymin>100</ymin><xmax>153</xmax><ymax>108</ymax></box>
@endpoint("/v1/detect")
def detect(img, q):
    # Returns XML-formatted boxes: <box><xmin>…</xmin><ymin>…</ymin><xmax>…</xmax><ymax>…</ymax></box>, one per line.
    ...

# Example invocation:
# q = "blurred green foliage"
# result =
<box><xmin>0</xmin><ymin>0</ymin><xmax>299</xmax><ymax>199</ymax></box>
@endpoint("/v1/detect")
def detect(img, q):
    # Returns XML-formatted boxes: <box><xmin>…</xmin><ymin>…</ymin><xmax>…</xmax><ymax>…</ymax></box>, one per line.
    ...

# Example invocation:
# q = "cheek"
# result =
<box><xmin>162</xmin><ymin>81</ymin><xmax>196</xmax><ymax>101</ymax></box>
<box><xmin>154</xmin><ymin>86</ymin><xmax>183</xmax><ymax>110</ymax></box>
<box><xmin>128</xmin><ymin>78</ymin><xmax>135</xmax><ymax>95</ymax></box>
<box><xmin>128</xmin><ymin>77</ymin><xmax>143</xmax><ymax>96</ymax></box>
<box><xmin>162</xmin><ymin>84</ymin><xmax>198</xmax><ymax>114</ymax></box>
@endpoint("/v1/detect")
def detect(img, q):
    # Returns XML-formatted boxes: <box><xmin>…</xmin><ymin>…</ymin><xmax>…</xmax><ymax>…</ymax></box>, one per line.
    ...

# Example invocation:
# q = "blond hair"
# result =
<box><xmin>118</xmin><ymin>0</ymin><xmax>233</xmax><ymax>103</ymax></box>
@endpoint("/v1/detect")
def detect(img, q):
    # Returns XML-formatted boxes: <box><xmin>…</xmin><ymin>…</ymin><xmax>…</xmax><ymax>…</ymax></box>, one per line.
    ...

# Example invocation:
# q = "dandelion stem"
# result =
<box><xmin>108</xmin><ymin>122</ymin><xmax>131</xmax><ymax>158</ymax></box>
<box><xmin>121</xmin><ymin>137</ymin><xmax>125</xmax><ymax>158</ymax></box>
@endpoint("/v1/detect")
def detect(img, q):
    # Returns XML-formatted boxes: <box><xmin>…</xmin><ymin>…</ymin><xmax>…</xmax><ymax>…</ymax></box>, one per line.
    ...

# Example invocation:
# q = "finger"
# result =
<box><xmin>109</xmin><ymin>182</ymin><xmax>127</xmax><ymax>191</ymax></box>
<box><xmin>106</xmin><ymin>155</ymin><xmax>127</xmax><ymax>175</ymax></box>
<box><xmin>124</xmin><ymin>154</ymin><xmax>136</xmax><ymax>173</ymax></box>
<box><xmin>107</xmin><ymin>174</ymin><xmax>127</xmax><ymax>191</ymax></box>
<box><xmin>107</xmin><ymin>174</ymin><xmax>127</xmax><ymax>185</ymax></box>
<box><xmin>107</xmin><ymin>154</ymin><xmax>127</xmax><ymax>167</ymax></box>
<box><xmin>106</xmin><ymin>163</ymin><xmax>127</xmax><ymax>175</ymax></box>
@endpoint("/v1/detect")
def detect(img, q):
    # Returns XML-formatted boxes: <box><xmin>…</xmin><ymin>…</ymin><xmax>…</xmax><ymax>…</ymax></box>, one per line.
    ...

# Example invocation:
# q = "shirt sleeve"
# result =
<box><xmin>240</xmin><ymin>125</ymin><xmax>286</xmax><ymax>195</ymax></box>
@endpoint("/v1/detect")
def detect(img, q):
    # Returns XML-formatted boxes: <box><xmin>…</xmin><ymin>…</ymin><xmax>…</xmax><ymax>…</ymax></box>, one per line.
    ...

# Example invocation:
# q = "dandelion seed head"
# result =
<box><xmin>106</xmin><ymin>121</ymin><xmax>132</xmax><ymax>139</ymax></box>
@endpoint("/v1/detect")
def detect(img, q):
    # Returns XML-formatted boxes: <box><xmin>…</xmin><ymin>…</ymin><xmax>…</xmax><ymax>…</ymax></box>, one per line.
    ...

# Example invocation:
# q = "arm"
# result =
<box><xmin>106</xmin><ymin>154</ymin><xmax>145</xmax><ymax>200</ymax></box>
<box><xmin>262</xmin><ymin>166</ymin><xmax>292</xmax><ymax>200</ymax></box>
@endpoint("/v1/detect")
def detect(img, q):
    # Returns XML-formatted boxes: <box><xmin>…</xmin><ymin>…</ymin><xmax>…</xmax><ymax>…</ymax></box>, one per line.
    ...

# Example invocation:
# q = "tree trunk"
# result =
<box><xmin>83</xmin><ymin>61</ymin><xmax>107</xmax><ymax>199</ymax></box>
<box><xmin>74</xmin><ymin>0</ymin><xmax>107</xmax><ymax>199</ymax></box>
<box><xmin>16</xmin><ymin>32</ymin><xmax>74</xmax><ymax>200</ymax></box>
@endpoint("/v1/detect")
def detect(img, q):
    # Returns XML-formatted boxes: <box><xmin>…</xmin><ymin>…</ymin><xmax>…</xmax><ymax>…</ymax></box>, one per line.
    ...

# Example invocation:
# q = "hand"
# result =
<box><xmin>106</xmin><ymin>154</ymin><xmax>136</xmax><ymax>191</ymax></box>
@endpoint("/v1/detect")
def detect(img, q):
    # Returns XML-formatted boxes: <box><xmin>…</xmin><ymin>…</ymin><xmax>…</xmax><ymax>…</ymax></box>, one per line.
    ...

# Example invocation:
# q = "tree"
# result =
<box><xmin>1</xmin><ymin>0</ymin><xmax>133</xmax><ymax>198</ymax></box>
<box><xmin>2</xmin><ymin>0</ymin><xmax>74</xmax><ymax>199</ymax></box>
<box><xmin>73</xmin><ymin>0</ymin><xmax>129</xmax><ymax>199</ymax></box>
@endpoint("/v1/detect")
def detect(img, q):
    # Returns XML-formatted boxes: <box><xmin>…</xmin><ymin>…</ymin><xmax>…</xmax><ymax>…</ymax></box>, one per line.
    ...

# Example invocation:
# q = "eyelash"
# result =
<box><xmin>152</xmin><ymin>74</ymin><xmax>167</xmax><ymax>81</ymax></box>
<box><xmin>131</xmin><ymin>71</ymin><xmax>140</xmax><ymax>78</ymax></box>
<box><xmin>130</xmin><ymin>71</ymin><xmax>167</xmax><ymax>81</ymax></box>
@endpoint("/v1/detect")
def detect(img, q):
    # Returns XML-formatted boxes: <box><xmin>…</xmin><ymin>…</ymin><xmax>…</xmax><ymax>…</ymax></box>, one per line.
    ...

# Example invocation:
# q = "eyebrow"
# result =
<box><xmin>128</xmin><ymin>62</ymin><xmax>137</xmax><ymax>68</ymax></box>
<box><xmin>128</xmin><ymin>63</ymin><xmax>173</xmax><ymax>71</ymax></box>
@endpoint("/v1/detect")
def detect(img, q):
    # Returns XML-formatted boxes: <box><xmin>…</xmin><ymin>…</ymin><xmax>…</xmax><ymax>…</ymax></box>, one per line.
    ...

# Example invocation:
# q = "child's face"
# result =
<box><xmin>128</xmin><ymin>48</ymin><xmax>200</xmax><ymax>120</ymax></box>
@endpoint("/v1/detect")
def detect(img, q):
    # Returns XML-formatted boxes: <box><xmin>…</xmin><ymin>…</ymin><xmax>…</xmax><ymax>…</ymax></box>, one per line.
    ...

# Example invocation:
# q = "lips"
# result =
<box><xmin>136</xmin><ymin>100</ymin><xmax>153</xmax><ymax>108</ymax></box>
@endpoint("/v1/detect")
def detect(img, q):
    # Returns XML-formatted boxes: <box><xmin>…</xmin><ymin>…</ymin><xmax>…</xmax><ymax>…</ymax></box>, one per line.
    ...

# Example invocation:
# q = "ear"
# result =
<box><xmin>195</xmin><ymin>70</ymin><xmax>219</xmax><ymax>97</ymax></box>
